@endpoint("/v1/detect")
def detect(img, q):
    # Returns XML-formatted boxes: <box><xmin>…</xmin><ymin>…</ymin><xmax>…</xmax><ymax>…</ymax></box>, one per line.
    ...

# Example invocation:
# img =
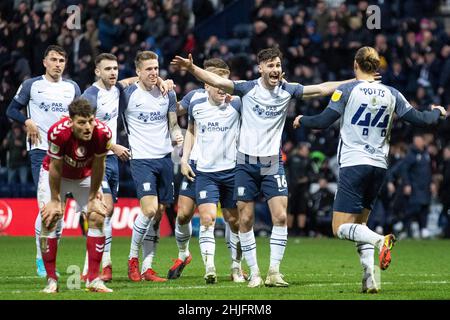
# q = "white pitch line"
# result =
<box><xmin>1</xmin><ymin>280</ymin><xmax>450</xmax><ymax>295</ymax></box>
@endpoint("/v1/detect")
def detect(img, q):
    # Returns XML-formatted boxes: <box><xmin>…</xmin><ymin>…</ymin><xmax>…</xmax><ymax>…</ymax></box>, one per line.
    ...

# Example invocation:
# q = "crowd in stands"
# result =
<box><xmin>0</xmin><ymin>0</ymin><xmax>449</xmax><ymax>238</ymax></box>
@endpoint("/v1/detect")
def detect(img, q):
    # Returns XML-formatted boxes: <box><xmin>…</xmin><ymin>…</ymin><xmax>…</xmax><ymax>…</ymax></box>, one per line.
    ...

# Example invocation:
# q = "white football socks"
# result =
<box><xmin>129</xmin><ymin>213</ymin><xmax>151</xmax><ymax>259</ymax></box>
<box><xmin>199</xmin><ymin>225</ymin><xmax>215</xmax><ymax>268</ymax></box>
<box><xmin>337</xmin><ymin>223</ymin><xmax>384</xmax><ymax>250</ymax></box>
<box><xmin>175</xmin><ymin>218</ymin><xmax>192</xmax><ymax>260</ymax></box>
<box><xmin>269</xmin><ymin>225</ymin><xmax>288</xmax><ymax>273</ymax></box>
<box><xmin>141</xmin><ymin>218</ymin><xmax>160</xmax><ymax>273</ymax></box>
<box><xmin>239</xmin><ymin>229</ymin><xmax>259</xmax><ymax>275</ymax></box>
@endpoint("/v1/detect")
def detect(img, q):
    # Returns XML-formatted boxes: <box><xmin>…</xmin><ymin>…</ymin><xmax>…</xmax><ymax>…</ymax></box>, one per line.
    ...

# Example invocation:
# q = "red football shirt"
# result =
<box><xmin>43</xmin><ymin>117</ymin><xmax>112</xmax><ymax>179</ymax></box>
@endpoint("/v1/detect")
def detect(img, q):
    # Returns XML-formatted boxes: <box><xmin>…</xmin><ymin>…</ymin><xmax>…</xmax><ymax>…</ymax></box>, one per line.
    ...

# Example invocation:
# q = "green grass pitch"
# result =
<box><xmin>0</xmin><ymin>236</ymin><xmax>449</xmax><ymax>300</ymax></box>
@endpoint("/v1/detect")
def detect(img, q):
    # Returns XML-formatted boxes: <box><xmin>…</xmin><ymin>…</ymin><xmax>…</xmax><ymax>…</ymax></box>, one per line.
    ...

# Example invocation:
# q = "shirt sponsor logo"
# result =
<box><xmin>200</xmin><ymin>122</ymin><xmax>229</xmax><ymax>133</ymax></box>
<box><xmin>252</xmin><ymin>104</ymin><xmax>283</xmax><ymax>118</ymax></box>
<box><xmin>64</xmin><ymin>155</ymin><xmax>89</xmax><ymax>168</ymax></box>
<box><xmin>38</xmin><ymin>102</ymin><xmax>67</xmax><ymax>113</ymax></box>
<box><xmin>137</xmin><ymin>112</ymin><xmax>166</xmax><ymax>123</ymax></box>
<box><xmin>364</xmin><ymin>144</ymin><xmax>376</xmax><ymax>154</ymax></box>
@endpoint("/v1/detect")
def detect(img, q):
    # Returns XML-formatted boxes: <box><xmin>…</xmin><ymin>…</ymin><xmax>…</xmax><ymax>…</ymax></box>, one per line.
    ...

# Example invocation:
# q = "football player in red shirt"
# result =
<box><xmin>39</xmin><ymin>98</ymin><xmax>113</xmax><ymax>293</ymax></box>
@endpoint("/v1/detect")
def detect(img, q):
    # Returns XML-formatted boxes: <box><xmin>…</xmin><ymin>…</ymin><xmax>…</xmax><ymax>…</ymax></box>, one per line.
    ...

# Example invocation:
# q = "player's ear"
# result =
<box><xmin>258</xmin><ymin>63</ymin><xmax>263</xmax><ymax>74</ymax></box>
<box><xmin>94</xmin><ymin>67</ymin><xmax>100</xmax><ymax>77</ymax></box>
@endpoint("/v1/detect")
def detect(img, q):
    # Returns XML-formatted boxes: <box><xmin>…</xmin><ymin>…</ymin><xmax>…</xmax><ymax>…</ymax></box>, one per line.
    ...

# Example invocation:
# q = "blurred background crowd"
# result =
<box><xmin>0</xmin><ymin>0</ymin><xmax>449</xmax><ymax>239</ymax></box>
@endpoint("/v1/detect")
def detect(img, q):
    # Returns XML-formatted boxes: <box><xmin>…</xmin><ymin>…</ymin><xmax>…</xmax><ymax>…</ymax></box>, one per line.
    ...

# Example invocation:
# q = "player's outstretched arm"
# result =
<box><xmin>180</xmin><ymin>121</ymin><xmax>196</xmax><ymax>182</ymax></box>
<box><xmin>157</xmin><ymin>78</ymin><xmax>176</xmax><ymax>97</ymax></box>
<box><xmin>400</xmin><ymin>105</ymin><xmax>446</xmax><ymax>127</ymax></box>
<box><xmin>118</xmin><ymin>76</ymin><xmax>138</xmax><ymax>88</ymax></box>
<box><xmin>293</xmin><ymin>108</ymin><xmax>341</xmax><ymax>130</ymax></box>
<box><xmin>171</xmin><ymin>54</ymin><xmax>234</xmax><ymax>94</ymax></box>
<box><xmin>302</xmin><ymin>79</ymin><xmax>355</xmax><ymax>99</ymax></box>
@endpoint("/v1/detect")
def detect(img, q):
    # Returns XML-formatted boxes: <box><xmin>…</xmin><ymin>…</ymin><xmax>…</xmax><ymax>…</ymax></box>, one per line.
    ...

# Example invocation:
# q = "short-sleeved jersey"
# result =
<box><xmin>180</xmin><ymin>89</ymin><xmax>206</xmax><ymax>162</ymax></box>
<box><xmin>122</xmin><ymin>84</ymin><xmax>176</xmax><ymax>159</ymax></box>
<box><xmin>189</xmin><ymin>97</ymin><xmax>241</xmax><ymax>172</ymax></box>
<box><xmin>328</xmin><ymin>80</ymin><xmax>412</xmax><ymax>169</ymax></box>
<box><xmin>233</xmin><ymin>78</ymin><xmax>303</xmax><ymax>157</ymax></box>
<box><xmin>81</xmin><ymin>83</ymin><xmax>121</xmax><ymax>155</ymax></box>
<box><xmin>43</xmin><ymin>117</ymin><xmax>112</xmax><ymax>179</ymax></box>
<box><xmin>13</xmin><ymin>75</ymin><xmax>81</xmax><ymax>151</ymax></box>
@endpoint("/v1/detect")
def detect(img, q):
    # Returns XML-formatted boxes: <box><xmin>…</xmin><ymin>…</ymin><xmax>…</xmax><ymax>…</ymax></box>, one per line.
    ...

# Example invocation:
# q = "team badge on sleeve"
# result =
<box><xmin>49</xmin><ymin>142</ymin><xmax>60</xmax><ymax>155</ymax></box>
<box><xmin>331</xmin><ymin>90</ymin><xmax>342</xmax><ymax>102</ymax></box>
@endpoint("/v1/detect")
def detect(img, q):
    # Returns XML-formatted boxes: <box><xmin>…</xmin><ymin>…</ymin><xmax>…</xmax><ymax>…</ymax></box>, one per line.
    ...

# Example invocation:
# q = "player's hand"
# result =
<box><xmin>225</xmin><ymin>94</ymin><xmax>233</xmax><ymax>104</ymax></box>
<box><xmin>41</xmin><ymin>200</ymin><xmax>63</xmax><ymax>228</ymax></box>
<box><xmin>431</xmin><ymin>104</ymin><xmax>447</xmax><ymax>118</ymax></box>
<box><xmin>158</xmin><ymin>78</ymin><xmax>176</xmax><ymax>96</ymax></box>
<box><xmin>171</xmin><ymin>54</ymin><xmax>194</xmax><ymax>72</ymax></box>
<box><xmin>87</xmin><ymin>197</ymin><xmax>107</xmax><ymax>217</ymax></box>
<box><xmin>279</xmin><ymin>72</ymin><xmax>286</xmax><ymax>82</ymax></box>
<box><xmin>403</xmin><ymin>185</ymin><xmax>412</xmax><ymax>196</ymax></box>
<box><xmin>181</xmin><ymin>161</ymin><xmax>196</xmax><ymax>182</ymax></box>
<box><xmin>25</xmin><ymin>119</ymin><xmax>42</xmax><ymax>146</ymax></box>
<box><xmin>111</xmin><ymin>143</ymin><xmax>131</xmax><ymax>161</ymax></box>
<box><xmin>172</xmin><ymin>131</ymin><xmax>184</xmax><ymax>147</ymax></box>
<box><xmin>374</xmin><ymin>72</ymin><xmax>382</xmax><ymax>81</ymax></box>
<box><xmin>293</xmin><ymin>115</ymin><xmax>303</xmax><ymax>129</ymax></box>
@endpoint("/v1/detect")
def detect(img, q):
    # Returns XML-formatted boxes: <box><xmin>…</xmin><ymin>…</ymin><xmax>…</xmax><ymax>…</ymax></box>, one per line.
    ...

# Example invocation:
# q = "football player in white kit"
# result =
<box><xmin>181</xmin><ymin>66</ymin><xmax>243</xmax><ymax>284</ymax></box>
<box><xmin>171</xmin><ymin>47</ymin><xmax>354</xmax><ymax>287</ymax></box>
<box><xmin>6</xmin><ymin>45</ymin><xmax>80</xmax><ymax>277</ymax></box>
<box><xmin>293</xmin><ymin>46</ymin><xmax>447</xmax><ymax>293</ymax></box>
<box><xmin>123</xmin><ymin>51</ymin><xmax>183</xmax><ymax>282</ymax></box>
<box><xmin>81</xmin><ymin>53</ymin><xmax>174</xmax><ymax>282</ymax></box>
<box><xmin>168</xmin><ymin>58</ymin><xmax>246</xmax><ymax>282</ymax></box>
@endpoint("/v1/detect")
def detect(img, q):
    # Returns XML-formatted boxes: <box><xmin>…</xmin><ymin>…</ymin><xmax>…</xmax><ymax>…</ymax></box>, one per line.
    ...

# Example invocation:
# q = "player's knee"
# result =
<box><xmin>226</xmin><ymin>214</ymin><xmax>239</xmax><ymax>229</ymax></box>
<box><xmin>88</xmin><ymin>212</ymin><xmax>105</xmax><ymax>229</ymax></box>
<box><xmin>141</xmin><ymin>206</ymin><xmax>157</xmax><ymax>218</ymax></box>
<box><xmin>105</xmin><ymin>202</ymin><xmax>114</xmax><ymax>217</ymax></box>
<box><xmin>177</xmin><ymin>210</ymin><xmax>191</xmax><ymax>225</ymax></box>
<box><xmin>239</xmin><ymin>214</ymin><xmax>253</xmax><ymax>228</ymax></box>
<box><xmin>200</xmin><ymin>214</ymin><xmax>215</xmax><ymax>227</ymax></box>
<box><xmin>272</xmin><ymin>212</ymin><xmax>287</xmax><ymax>226</ymax></box>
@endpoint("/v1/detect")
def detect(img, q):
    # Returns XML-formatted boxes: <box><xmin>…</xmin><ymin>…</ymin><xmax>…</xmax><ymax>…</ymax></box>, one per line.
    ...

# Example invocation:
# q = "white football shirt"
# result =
<box><xmin>328</xmin><ymin>80</ymin><xmax>412</xmax><ymax>169</ymax></box>
<box><xmin>188</xmin><ymin>97</ymin><xmax>241</xmax><ymax>172</ymax></box>
<box><xmin>13</xmin><ymin>75</ymin><xmax>81</xmax><ymax>151</ymax></box>
<box><xmin>82</xmin><ymin>83</ymin><xmax>121</xmax><ymax>155</ymax></box>
<box><xmin>122</xmin><ymin>83</ymin><xmax>176</xmax><ymax>159</ymax></box>
<box><xmin>233</xmin><ymin>78</ymin><xmax>303</xmax><ymax>157</ymax></box>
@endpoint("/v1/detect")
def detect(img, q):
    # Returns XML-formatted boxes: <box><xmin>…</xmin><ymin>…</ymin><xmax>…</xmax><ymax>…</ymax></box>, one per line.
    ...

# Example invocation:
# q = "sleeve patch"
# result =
<box><xmin>49</xmin><ymin>142</ymin><xmax>60</xmax><ymax>155</ymax></box>
<box><xmin>331</xmin><ymin>90</ymin><xmax>342</xmax><ymax>102</ymax></box>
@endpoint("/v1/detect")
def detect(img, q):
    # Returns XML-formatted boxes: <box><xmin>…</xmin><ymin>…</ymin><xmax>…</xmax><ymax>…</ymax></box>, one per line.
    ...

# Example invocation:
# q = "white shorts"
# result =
<box><xmin>37</xmin><ymin>166</ymin><xmax>96</xmax><ymax>213</ymax></box>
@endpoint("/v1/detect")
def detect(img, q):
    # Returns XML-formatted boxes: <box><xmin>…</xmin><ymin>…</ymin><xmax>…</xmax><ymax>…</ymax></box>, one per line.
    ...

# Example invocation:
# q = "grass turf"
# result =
<box><xmin>0</xmin><ymin>236</ymin><xmax>449</xmax><ymax>300</ymax></box>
